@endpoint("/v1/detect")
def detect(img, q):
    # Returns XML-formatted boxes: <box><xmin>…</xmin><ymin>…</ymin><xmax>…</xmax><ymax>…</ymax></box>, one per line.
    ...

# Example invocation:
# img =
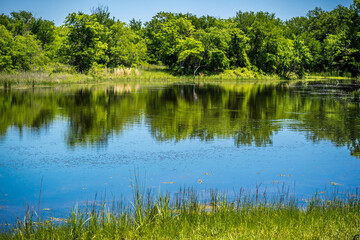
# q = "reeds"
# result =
<box><xmin>113</xmin><ymin>68</ymin><xmax>124</xmax><ymax>77</ymax></box>
<box><xmin>1</xmin><ymin>65</ymin><xmax>358</xmax><ymax>89</ymax></box>
<box><xmin>124</xmin><ymin>68</ymin><xmax>132</xmax><ymax>76</ymax></box>
<box><xmin>1</xmin><ymin>185</ymin><xmax>360</xmax><ymax>239</ymax></box>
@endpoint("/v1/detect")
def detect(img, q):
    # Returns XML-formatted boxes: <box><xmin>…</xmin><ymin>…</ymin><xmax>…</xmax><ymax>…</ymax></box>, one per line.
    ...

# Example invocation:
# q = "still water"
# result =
<box><xmin>1</xmin><ymin>80</ymin><xmax>360</xmax><ymax>223</ymax></box>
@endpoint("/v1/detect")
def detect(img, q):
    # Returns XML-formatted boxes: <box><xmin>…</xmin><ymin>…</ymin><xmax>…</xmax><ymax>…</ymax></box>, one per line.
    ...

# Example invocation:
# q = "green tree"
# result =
<box><xmin>61</xmin><ymin>12</ymin><xmax>109</xmax><ymax>72</ymax></box>
<box><xmin>31</xmin><ymin>18</ymin><xmax>56</xmax><ymax>47</ymax></box>
<box><xmin>323</xmin><ymin>31</ymin><xmax>357</xmax><ymax>73</ymax></box>
<box><xmin>239</xmin><ymin>11</ymin><xmax>286</xmax><ymax>74</ymax></box>
<box><xmin>227</xmin><ymin>27</ymin><xmax>250</xmax><ymax>68</ymax></box>
<box><xmin>197</xmin><ymin>25</ymin><xmax>230</xmax><ymax>73</ymax></box>
<box><xmin>11</xmin><ymin>33</ymin><xmax>44</xmax><ymax>71</ymax></box>
<box><xmin>0</xmin><ymin>25</ymin><xmax>13</xmax><ymax>72</ymax></box>
<box><xmin>10</xmin><ymin>11</ymin><xmax>34</xmax><ymax>35</ymax></box>
<box><xmin>275</xmin><ymin>38</ymin><xmax>294</xmax><ymax>77</ymax></box>
<box><xmin>153</xmin><ymin>17</ymin><xmax>195</xmax><ymax>70</ymax></box>
<box><xmin>143</xmin><ymin>12</ymin><xmax>177</xmax><ymax>63</ymax></box>
<box><xmin>292</xmin><ymin>37</ymin><xmax>312</xmax><ymax>77</ymax></box>
<box><xmin>129</xmin><ymin>18</ymin><xmax>142</xmax><ymax>32</ymax></box>
<box><xmin>285</xmin><ymin>16</ymin><xmax>308</xmax><ymax>38</ymax></box>
<box><xmin>108</xmin><ymin>22</ymin><xmax>147</xmax><ymax>67</ymax></box>
<box><xmin>0</xmin><ymin>14</ymin><xmax>15</xmax><ymax>33</ymax></box>
<box><xmin>90</xmin><ymin>5</ymin><xmax>115</xmax><ymax>27</ymax></box>
<box><xmin>348</xmin><ymin>0</ymin><xmax>360</xmax><ymax>76</ymax></box>
<box><xmin>176</xmin><ymin>37</ymin><xmax>204</xmax><ymax>78</ymax></box>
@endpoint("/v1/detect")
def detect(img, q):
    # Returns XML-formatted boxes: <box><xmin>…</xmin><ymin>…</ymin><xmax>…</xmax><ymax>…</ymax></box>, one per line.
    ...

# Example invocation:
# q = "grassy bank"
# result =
<box><xmin>0</xmin><ymin>65</ymin><xmax>293</xmax><ymax>88</ymax></box>
<box><xmin>1</xmin><ymin>185</ymin><xmax>359</xmax><ymax>239</ymax></box>
<box><xmin>1</xmin><ymin>65</ymin><xmax>358</xmax><ymax>89</ymax></box>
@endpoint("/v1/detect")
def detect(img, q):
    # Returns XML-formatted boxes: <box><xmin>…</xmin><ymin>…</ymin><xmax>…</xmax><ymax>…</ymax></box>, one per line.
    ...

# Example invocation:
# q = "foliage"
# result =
<box><xmin>90</xmin><ymin>5</ymin><xmax>115</xmax><ymax>28</ymax></box>
<box><xmin>0</xmin><ymin>25</ymin><xmax>44</xmax><ymax>72</ymax></box>
<box><xmin>60</xmin><ymin>12</ymin><xmax>109</xmax><ymax>72</ymax></box>
<box><xmin>1</xmin><ymin>184</ymin><xmax>359</xmax><ymax>239</ymax></box>
<box><xmin>0</xmin><ymin>1</ymin><xmax>360</xmax><ymax>77</ymax></box>
<box><xmin>31</xmin><ymin>18</ymin><xmax>56</xmax><ymax>47</ymax></box>
<box><xmin>0</xmin><ymin>25</ymin><xmax>13</xmax><ymax>72</ymax></box>
<box><xmin>108</xmin><ymin>22</ymin><xmax>147</xmax><ymax>68</ymax></box>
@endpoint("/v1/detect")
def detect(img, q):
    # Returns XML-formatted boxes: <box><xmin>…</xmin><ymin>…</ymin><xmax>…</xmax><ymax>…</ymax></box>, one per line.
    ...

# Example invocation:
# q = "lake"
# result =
<box><xmin>1</xmin><ymin>80</ymin><xmax>360</xmax><ymax>224</ymax></box>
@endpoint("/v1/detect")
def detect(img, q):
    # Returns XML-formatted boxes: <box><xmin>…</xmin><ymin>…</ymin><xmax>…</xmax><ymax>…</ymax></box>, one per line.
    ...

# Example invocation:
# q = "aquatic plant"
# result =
<box><xmin>1</xmin><ymin>184</ymin><xmax>359</xmax><ymax>239</ymax></box>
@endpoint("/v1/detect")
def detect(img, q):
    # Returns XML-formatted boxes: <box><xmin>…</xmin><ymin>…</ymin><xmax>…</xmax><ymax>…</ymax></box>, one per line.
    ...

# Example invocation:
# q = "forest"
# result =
<box><xmin>0</xmin><ymin>0</ymin><xmax>360</xmax><ymax>79</ymax></box>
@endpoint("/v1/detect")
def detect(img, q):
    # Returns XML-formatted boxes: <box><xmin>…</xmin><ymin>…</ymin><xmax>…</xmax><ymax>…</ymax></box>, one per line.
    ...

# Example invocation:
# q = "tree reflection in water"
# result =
<box><xmin>0</xmin><ymin>80</ymin><xmax>359</xmax><ymax>157</ymax></box>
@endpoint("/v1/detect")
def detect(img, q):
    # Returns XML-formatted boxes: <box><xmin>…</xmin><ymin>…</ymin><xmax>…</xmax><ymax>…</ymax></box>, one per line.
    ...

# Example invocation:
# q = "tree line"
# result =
<box><xmin>0</xmin><ymin>1</ymin><xmax>360</xmax><ymax>78</ymax></box>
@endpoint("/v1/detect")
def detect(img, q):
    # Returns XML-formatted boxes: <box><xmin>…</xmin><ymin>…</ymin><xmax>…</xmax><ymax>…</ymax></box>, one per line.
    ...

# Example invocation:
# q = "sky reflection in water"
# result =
<box><xmin>0</xmin><ymin>80</ymin><xmax>360</xmax><ymax>223</ymax></box>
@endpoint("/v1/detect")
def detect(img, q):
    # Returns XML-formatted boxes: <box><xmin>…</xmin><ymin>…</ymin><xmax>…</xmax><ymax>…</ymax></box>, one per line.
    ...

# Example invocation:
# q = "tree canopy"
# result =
<box><xmin>0</xmin><ymin>1</ymin><xmax>359</xmax><ymax>77</ymax></box>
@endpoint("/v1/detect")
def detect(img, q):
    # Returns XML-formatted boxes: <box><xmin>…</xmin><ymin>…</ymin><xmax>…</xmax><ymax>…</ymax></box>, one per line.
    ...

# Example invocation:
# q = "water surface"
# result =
<box><xmin>1</xmin><ymin>80</ymin><xmax>360</xmax><ymax>223</ymax></box>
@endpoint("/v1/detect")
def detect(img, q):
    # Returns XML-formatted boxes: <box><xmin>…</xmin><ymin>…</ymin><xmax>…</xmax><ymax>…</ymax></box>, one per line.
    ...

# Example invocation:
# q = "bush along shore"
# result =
<box><xmin>1</xmin><ymin>2</ymin><xmax>360</xmax><ymax>83</ymax></box>
<box><xmin>0</xmin><ymin>64</ymin><xmax>283</xmax><ymax>88</ymax></box>
<box><xmin>1</xmin><ymin>184</ymin><xmax>359</xmax><ymax>239</ymax></box>
<box><xmin>0</xmin><ymin>65</ymin><xmax>357</xmax><ymax>90</ymax></box>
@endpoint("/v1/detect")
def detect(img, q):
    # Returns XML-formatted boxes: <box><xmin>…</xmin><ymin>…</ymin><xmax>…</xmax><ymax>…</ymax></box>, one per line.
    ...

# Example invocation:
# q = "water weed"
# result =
<box><xmin>1</xmin><ymin>184</ymin><xmax>359</xmax><ymax>239</ymax></box>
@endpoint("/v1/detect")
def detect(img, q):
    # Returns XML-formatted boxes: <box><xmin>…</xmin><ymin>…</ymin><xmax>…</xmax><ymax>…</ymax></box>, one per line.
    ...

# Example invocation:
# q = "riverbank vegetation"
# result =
<box><xmin>0</xmin><ymin>65</ymin><xmax>282</xmax><ymax>87</ymax></box>
<box><xmin>1</xmin><ymin>1</ymin><xmax>360</xmax><ymax>83</ymax></box>
<box><xmin>1</xmin><ymin>185</ymin><xmax>359</xmax><ymax>239</ymax></box>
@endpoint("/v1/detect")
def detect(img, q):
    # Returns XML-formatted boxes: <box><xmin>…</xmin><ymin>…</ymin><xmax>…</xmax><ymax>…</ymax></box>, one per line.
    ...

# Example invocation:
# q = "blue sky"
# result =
<box><xmin>1</xmin><ymin>0</ymin><xmax>353</xmax><ymax>26</ymax></box>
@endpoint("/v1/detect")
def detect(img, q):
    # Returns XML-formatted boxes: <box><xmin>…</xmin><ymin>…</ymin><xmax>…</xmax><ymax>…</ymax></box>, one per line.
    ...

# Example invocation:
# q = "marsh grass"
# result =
<box><xmin>1</xmin><ymin>183</ymin><xmax>359</xmax><ymax>239</ymax></box>
<box><xmin>0</xmin><ymin>71</ymin><xmax>92</xmax><ymax>87</ymax></box>
<box><xmin>0</xmin><ymin>65</ymin><xmax>184</xmax><ymax>88</ymax></box>
<box><xmin>307</xmin><ymin>71</ymin><xmax>354</xmax><ymax>79</ymax></box>
<box><xmin>2</xmin><ymin>65</ymin><xmax>338</xmax><ymax>89</ymax></box>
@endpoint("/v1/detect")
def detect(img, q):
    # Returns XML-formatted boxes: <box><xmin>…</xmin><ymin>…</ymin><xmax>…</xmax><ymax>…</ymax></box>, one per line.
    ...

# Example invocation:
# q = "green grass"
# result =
<box><xmin>1</xmin><ymin>184</ymin><xmax>359</xmax><ymax>239</ymax></box>
<box><xmin>0</xmin><ymin>65</ymin><xmax>191</xmax><ymax>88</ymax></box>
<box><xmin>4</xmin><ymin>65</ymin><xmax>357</xmax><ymax>89</ymax></box>
<box><xmin>306</xmin><ymin>71</ymin><xmax>354</xmax><ymax>80</ymax></box>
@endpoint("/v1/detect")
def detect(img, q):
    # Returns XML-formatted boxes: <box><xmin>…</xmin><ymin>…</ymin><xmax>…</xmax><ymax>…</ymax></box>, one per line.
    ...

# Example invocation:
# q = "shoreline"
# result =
<box><xmin>0</xmin><ymin>66</ymin><xmax>357</xmax><ymax>89</ymax></box>
<box><xmin>1</xmin><ymin>186</ymin><xmax>359</xmax><ymax>239</ymax></box>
